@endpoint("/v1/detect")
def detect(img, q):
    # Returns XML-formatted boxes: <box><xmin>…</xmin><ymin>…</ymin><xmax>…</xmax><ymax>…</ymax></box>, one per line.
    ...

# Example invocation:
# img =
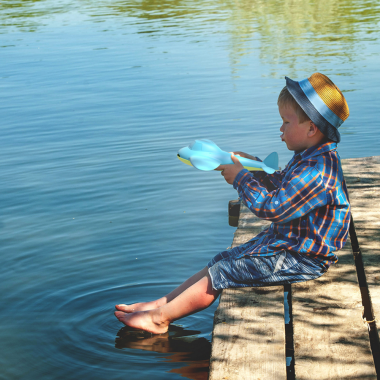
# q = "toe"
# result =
<box><xmin>115</xmin><ymin>304</ymin><xmax>130</xmax><ymax>312</ymax></box>
<box><xmin>114</xmin><ymin>311</ymin><xmax>125</xmax><ymax>320</ymax></box>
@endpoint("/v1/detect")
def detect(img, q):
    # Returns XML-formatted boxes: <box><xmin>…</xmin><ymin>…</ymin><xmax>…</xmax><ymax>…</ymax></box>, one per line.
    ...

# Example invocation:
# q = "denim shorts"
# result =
<box><xmin>207</xmin><ymin>249</ymin><xmax>328</xmax><ymax>290</ymax></box>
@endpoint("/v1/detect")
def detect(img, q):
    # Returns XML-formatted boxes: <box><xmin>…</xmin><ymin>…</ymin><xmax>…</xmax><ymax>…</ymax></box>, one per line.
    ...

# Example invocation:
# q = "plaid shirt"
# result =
<box><xmin>233</xmin><ymin>142</ymin><xmax>350</xmax><ymax>266</ymax></box>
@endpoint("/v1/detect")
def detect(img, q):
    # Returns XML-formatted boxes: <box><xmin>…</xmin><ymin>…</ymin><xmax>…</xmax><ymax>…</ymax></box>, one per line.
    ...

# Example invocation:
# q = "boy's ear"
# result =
<box><xmin>307</xmin><ymin>121</ymin><xmax>319</xmax><ymax>137</ymax></box>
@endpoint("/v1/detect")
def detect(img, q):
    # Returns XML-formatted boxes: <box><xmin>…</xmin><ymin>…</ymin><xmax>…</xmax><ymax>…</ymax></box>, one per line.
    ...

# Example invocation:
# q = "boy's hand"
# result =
<box><xmin>217</xmin><ymin>153</ymin><xmax>244</xmax><ymax>184</ymax></box>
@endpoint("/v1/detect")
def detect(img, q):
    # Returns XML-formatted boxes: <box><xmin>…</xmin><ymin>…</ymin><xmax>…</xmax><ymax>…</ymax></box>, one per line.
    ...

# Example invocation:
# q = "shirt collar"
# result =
<box><xmin>294</xmin><ymin>142</ymin><xmax>337</xmax><ymax>161</ymax></box>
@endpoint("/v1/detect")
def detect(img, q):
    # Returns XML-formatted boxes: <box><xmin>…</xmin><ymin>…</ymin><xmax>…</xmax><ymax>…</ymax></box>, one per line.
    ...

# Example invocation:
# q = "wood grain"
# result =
<box><xmin>209</xmin><ymin>204</ymin><xmax>285</xmax><ymax>380</ymax></box>
<box><xmin>209</xmin><ymin>157</ymin><xmax>379</xmax><ymax>379</ymax></box>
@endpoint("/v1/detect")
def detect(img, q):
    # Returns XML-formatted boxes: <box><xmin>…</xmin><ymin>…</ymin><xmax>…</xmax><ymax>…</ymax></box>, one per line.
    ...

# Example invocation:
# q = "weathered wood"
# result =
<box><xmin>210</xmin><ymin>156</ymin><xmax>380</xmax><ymax>379</ymax></box>
<box><xmin>228</xmin><ymin>199</ymin><xmax>241</xmax><ymax>227</ymax></box>
<box><xmin>209</xmin><ymin>286</ymin><xmax>286</xmax><ymax>380</ymax></box>
<box><xmin>292</xmin><ymin>243</ymin><xmax>376</xmax><ymax>379</ymax></box>
<box><xmin>209</xmin><ymin>204</ymin><xmax>285</xmax><ymax>380</ymax></box>
<box><xmin>291</xmin><ymin>156</ymin><xmax>379</xmax><ymax>379</ymax></box>
<box><xmin>343</xmin><ymin>156</ymin><xmax>380</xmax><ymax>336</ymax></box>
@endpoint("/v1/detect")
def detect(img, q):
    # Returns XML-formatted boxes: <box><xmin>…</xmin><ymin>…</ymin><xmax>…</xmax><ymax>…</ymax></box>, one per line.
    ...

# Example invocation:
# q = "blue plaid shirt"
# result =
<box><xmin>233</xmin><ymin>142</ymin><xmax>350</xmax><ymax>266</ymax></box>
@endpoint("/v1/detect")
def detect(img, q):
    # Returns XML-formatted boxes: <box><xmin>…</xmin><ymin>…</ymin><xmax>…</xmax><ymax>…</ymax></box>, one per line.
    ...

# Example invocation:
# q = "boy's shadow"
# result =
<box><xmin>115</xmin><ymin>325</ymin><xmax>211</xmax><ymax>380</ymax></box>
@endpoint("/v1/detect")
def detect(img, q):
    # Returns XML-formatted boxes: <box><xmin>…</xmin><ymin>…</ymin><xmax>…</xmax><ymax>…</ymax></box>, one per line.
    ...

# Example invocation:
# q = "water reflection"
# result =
<box><xmin>115</xmin><ymin>325</ymin><xmax>211</xmax><ymax>380</ymax></box>
<box><xmin>1</xmin><ymin>0</ymin><xmax>379</xmax><ymax>379</ymax></box>
<box><xmin>229</xmin><ymin>0</ymin><xmax>380</xmax><ymax>77</ymax></box>
<box><xmin>2</xmin><ymin>0</ymin><xmax>380</xmax><ymax>76</ymax></box>
<box><xmin>217</xmin><ymin>0</ymin><xmax>380</xmax><ymax>77</ymax></box>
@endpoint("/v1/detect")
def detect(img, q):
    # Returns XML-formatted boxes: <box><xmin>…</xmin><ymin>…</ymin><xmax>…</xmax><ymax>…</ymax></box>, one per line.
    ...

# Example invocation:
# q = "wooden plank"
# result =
<box><xmin>292</xmin><ymin>156</ymin><xmax>379</xmax><ymax>380</ymax></box>
<box><xmin>209</xmin><ymin>204</ymin><xmax>286</xmax><ymax>380</ymax></box>
<box><xmin>292</xmin><ymin>243</ymin><xmax>376</xmax><ymax>379</ymax></box>
<box><xmin>210</xmin><ymin>156</ymin><xmax>380</xmax><ymax>379</ymax></box>
<box><xmin>342</xmin><ymin>156</ymin><xmax>380</xmax><ymax>337</ymax></box>
<box><xmin>209</xmin><ymin>286</ymin><xmax>286</xmax><ymax>380</ymax></box>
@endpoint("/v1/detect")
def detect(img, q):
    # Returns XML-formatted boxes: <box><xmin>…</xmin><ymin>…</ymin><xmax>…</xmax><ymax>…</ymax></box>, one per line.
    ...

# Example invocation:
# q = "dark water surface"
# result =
<box><xmin>1</xmin><ymin>0</ymin><xmax>380</xmax><ymax>379</ymax></box>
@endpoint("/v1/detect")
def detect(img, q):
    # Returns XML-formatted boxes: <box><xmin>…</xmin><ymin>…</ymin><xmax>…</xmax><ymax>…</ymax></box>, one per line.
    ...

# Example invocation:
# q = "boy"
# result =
<box><xmin>115</xmin><ymin>73</ymin><xmax>351</xmax><ymax>334</ymax></box>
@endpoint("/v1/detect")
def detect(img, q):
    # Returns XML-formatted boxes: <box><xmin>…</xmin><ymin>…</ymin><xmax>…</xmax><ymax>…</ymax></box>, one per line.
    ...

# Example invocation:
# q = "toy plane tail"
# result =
<box><xmin>263</xmin><ymin>152</ymin><xmax>279</xmax><ymax>174</ymax></box>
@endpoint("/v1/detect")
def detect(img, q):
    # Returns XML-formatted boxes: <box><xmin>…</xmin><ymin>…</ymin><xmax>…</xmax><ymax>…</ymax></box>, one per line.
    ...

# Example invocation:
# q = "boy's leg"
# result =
<box><xmin>114</xmin><ymin>270</ymin><xmax>221</xmax><ymax>334</ymax></box>
<box><xmin>115</xmin><ymin>267</ymin><xmax>210</xmax><ymax>313</ymax></box>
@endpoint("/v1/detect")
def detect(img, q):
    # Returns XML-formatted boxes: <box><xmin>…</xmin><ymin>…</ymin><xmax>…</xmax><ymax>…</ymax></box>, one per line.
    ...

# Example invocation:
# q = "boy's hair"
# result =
<box><xmin>277</xmin><ymin>86</ymin><xmax>310</xmax><ymax>123</ymax></box>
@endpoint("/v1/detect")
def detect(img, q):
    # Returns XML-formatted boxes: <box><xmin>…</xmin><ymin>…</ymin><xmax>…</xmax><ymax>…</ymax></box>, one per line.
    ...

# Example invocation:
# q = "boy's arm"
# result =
<box><xmin>233</xmin><ymin>164</ymin><xmax>328</xmax><ymax>224</ymax></box>
<box><xmin>233</xmin><ymin>151</ymin><xmax>284</xmax><ymax>191</ymax></box>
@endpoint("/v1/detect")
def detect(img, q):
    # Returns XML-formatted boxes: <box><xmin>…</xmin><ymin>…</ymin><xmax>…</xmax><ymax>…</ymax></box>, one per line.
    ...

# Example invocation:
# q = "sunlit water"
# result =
<box><xmin>1</xmin><ymin>0</ymin><xmax>380</xmax><ymax>379</ymax></box>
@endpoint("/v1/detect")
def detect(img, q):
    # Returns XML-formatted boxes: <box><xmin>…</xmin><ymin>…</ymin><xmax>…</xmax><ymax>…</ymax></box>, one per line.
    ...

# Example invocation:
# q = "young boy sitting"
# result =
<box><xmin>115</xmin><ymin>73</ymin><xmax>351</xmax><ymax>334</ymax></box>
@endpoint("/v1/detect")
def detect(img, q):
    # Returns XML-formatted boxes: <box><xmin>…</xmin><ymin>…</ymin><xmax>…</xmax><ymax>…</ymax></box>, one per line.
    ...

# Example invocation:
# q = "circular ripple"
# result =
<box><xmin>41</xmin><ymin>282</ymin><xmax>212</xmax><ymax>380</ymax></box>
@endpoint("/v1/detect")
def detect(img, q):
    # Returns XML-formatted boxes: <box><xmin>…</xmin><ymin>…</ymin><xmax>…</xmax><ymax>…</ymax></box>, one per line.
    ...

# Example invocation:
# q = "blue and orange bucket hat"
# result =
<box><xmin>285</xmin><ymin>73</ymin><xmax>349</xmax><ymax>143</ymax></box>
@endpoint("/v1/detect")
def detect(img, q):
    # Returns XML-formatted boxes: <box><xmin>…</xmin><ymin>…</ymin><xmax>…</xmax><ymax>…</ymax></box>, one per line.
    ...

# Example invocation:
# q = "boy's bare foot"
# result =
<box><xmin>115</xmin><ymin>298</ymin><xmax>165</xmax><ymax>313</ymax></box>
<box><xmin>114</xmin><ymin>310</ymin><xmax>169</xmax><ymax>334</ymax></box>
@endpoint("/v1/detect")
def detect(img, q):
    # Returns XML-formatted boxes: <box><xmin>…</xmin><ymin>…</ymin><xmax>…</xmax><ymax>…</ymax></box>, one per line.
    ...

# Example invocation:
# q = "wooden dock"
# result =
<box><xmin>209</xmin><ymin>156</ymin><xmax>380</xmax><ymax>380</ymax></box>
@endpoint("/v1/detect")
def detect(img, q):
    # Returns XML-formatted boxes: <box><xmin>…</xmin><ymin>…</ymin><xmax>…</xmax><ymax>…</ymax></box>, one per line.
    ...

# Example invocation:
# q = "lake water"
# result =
<box><xmin>1</xmin><ymin>1</ymin><xmax>380</xmax><ymax>379</ymax></box>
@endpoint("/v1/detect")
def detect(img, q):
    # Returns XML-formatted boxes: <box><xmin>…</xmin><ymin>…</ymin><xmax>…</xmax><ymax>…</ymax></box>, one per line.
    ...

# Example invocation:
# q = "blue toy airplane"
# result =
<box><xmin>177</xmin><ymin>139</ymin><xmax>279</xmax><ymax>174</ymax></box>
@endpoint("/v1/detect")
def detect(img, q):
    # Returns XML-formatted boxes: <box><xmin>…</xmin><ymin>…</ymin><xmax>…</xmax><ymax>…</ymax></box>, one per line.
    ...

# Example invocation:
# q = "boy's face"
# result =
<box><xmin>279</xmin><ymin>105</ymin><xmax>312</xmax><ymax>152</ymax></box>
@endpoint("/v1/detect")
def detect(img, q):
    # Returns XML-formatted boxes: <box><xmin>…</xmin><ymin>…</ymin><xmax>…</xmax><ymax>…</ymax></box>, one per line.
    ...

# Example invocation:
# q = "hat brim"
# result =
<box><xmin>285</xmin><ymin>77</ymin><xmax>341</xmax><ymax>143</ymax></box>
